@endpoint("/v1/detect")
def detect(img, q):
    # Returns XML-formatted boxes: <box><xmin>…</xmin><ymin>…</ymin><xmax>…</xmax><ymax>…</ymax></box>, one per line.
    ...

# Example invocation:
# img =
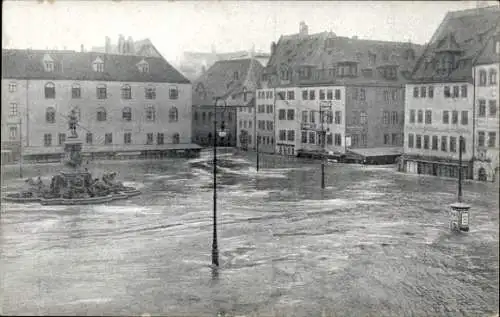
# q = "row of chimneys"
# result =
<box><xmin>79</xmin><ymin>35</ymin><xmax>135</xmax><ymax>53</ymax></box>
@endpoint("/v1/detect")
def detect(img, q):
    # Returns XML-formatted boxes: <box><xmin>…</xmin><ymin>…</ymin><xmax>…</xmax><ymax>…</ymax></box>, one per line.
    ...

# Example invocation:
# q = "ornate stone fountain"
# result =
<box><xmin>3</xmin><ymin>110</ymin><xmax>141</xmax><ymax>205</ymax></box>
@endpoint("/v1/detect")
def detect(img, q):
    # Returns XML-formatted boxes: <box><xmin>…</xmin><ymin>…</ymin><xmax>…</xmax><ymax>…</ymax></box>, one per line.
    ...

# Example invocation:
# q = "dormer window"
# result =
<box><xmin>137</xmin><ymin>59</ymin><xmax>149</xmax><ymax>73</ymax></box>
<box><xmin>337</xmin><ymin>62</ymin><xmax>358</xmax><ymax>77</ymax></box>
<box><xmin>43</xmin><ymin>54</ymin><xmax>54</xmax><ymax>72</ymax></box>
<box><xmin>93</xmin><ymin>57</ymin><xmax>104</xmax><ymax>73</ymax></box>
<box><xmin>368</xmin><ymin>53</ymin><xmax>377</xmax><ymax>66</ymax></box>
<box><xmin>299</xmin><ymin>66</ymin><xmax>313</xmax><ymax>80</ymax></box>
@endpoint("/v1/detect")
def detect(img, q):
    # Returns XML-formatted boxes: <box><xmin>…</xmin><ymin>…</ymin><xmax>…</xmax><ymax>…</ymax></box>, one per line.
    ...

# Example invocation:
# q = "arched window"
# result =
<box><xmin>172</xmin><ymin>133</ymin><xmax>180</xmax><ymax>144</ymax></box>
<box><xmin>71</xmin><ymin>83</ymin><xmax>81</xmax><ymax>99</ymax></box>
<box><xmin>122</xmin><ymin>107</ymin><xmax>132</xmax><ymax>121</ymax></box>
<box><xmin>145</xmin><ymin>105</ymin><xmax>156</xmax><ymax>121</ymax></box>
<box><xmin>169</xmin><ymin>86</ymin><xmax>179</xmax><ymax>100</ymax></box>
<box><xmin>121</xmin><ymin>84</ymin><xmax>132</xmax><ymax>99</ymax></box>
<box><xmin>46</xmin><ymin>107</ymin><xmax>56</xmax><ymax>123</ymax></box>
<box><xmin>97</xmin><ymin>107</ymin><xmax>107</xmax><ymax>121</ymax></box>
<box><xmin>489</xmin><ymin>69</ymin><xmax>497</xmax><ymax>85</ymax></box>
<box><xmin>479</xmin><ymin>69</ymin><xmax>487</xmax><ymax>86</ymax></box>
<box><xmin>45</xmin><ymin>82</ymin><xmax>55</xmax><ymax>99</ymax></box>
<box><xmin>169</xmin><ymin>107</ymin><xmax>178</xmax><ymax>122</ymax></box>
<box><xmin>71</xmin><ymin>107</ymin><xmax>81</xmax><ymax>121</ymax></box>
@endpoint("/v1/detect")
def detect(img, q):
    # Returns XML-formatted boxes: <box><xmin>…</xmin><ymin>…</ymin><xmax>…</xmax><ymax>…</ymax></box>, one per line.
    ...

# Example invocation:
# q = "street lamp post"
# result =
<box><xmin>19</xmin><ymin>117</ymin><xmax>23</xmax><ymax>179</ymax></box>
<box><xmin>256</xmin><ymin>134</ymin><xmax>260</xmax><ymax>172</ymax></box>
<box><xmin>319</xmin><ymin>102</ymin><xmax>332</xmax><ymax>189</ymax></box>
<box><xmin>212</xmin><ymin>97</ymin><xmax>227</xmax><ymax>268</ymax></box>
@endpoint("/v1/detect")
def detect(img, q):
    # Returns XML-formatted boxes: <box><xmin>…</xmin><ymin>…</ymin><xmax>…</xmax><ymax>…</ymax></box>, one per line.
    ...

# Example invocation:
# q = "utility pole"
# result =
<box><xmin>458</xmin><ymin>136</ymin><xmax>463</xmax><ymax>202</ymax></box>
<box><xmin>319</xmin><ymin>102</ymin><xmax>332</xmax><ymax>189</ymax></box>
<box><xmin>256</xmin><ymin>134</ymin><xmax>260</xmax><ymax>171</ymax></box>
<box><xmin>19</xmin><ymin>117</ymin><xmax>23</xmax><ymax>179</ymax></box>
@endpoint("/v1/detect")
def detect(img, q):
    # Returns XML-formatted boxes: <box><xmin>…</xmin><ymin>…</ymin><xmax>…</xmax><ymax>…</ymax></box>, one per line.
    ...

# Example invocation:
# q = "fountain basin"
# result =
<box><xmin>3</xmin><ymin>189</ymin><xmax>141</xmax><ymax>205</ymax></box>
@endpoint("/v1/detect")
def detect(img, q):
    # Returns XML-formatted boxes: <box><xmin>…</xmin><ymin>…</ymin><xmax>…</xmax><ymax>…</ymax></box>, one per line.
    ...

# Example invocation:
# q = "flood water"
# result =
<box><xmin>1</xmin><ymin>150</ymin><xmax>499</xmax><ymax>316</ymax></box>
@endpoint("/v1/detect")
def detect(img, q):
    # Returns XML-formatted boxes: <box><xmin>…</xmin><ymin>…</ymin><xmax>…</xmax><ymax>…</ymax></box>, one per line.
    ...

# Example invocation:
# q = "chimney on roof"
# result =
<box><xmin>105</xmin><ymin>36</ymin><xmax>111</xmax><ymax>53</ymax></box>
<box><xmin>299</xmin><ymin>21</ymin><xmax>308</xmax><ymax>37</ymax></box>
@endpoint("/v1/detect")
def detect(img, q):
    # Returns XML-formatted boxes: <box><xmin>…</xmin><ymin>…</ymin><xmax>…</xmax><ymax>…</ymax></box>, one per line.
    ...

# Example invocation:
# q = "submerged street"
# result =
<box><xmin>1</xmin><ymin>151</ymin><xmax>498</xmax><ymax>316</ymax></box>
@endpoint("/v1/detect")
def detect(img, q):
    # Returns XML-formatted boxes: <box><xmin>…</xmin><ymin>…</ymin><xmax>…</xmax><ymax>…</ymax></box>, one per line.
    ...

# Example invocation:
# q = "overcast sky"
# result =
<box><xmin>2</xmin><ymin>0</ymin><xmax>498</xmax><ymax>65</ymax></box>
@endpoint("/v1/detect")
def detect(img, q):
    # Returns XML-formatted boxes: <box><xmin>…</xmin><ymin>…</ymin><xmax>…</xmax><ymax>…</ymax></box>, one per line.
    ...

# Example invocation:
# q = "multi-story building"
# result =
<box><xmin>401</xmin><ymin>5</ymin><xmax>500</xmax><ymax>178</ymax></box>
<box><xmin>473</xmin><ymin>31</ymin><xmax>499</xmax><ymax>182</ymax></box>
<box><xmin>255</xmin><ymin>89</ymin><xmax>276</xmax><ymax>153</ymax></box>
<box><xmin>258</xmin><ymin>22</ymin><xmax>422</xmax><ymax>162</ymax></box>
<box><xmin>191</xmin><ymin>58</ymin><xmax>263</xmax><ymax>148</ymax></box>
<box><xmin>1</xmin><ymin>48</ymin><xmax>197</xmax><ymax>162</ymax></box>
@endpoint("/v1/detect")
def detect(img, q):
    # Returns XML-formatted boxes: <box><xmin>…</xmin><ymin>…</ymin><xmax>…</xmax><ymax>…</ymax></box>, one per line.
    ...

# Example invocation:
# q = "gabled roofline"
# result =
<box><xmin>472</xmin><ymin>20</ymin><xmax>500</xmax><ymax>66</ymax></box>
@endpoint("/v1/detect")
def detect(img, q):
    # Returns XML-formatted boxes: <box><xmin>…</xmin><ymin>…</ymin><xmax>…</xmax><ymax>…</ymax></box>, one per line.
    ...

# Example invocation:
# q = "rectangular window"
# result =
<box><xmin>287</xmin><ymin>91</ymin><xmax>295</xmax><ymax>100</ymax></box>
<box><xmin>488</xmin><ymin>132</ymin><xmax>497</xmax><ymax>148</ymax></box>
<box><xmin>478</xmin><ymin>131</ymin><xmax>485</xmax><ymax>147</ymax></box>
<box><xmin>425</xmin><ymin>110</ymin><xmax>432</xmax><ymax>124</ymax></box>
<box><xmin>423</xmin><ymin>135</ymin><xmax>429</xmax><ymax>149</ymax></box>
<box><xmin>327</xmin><ymin>89</ymin><xmax>333</xmax><ymax>100</ymax></box>
<box><xmin>146</xmin><ymin>133</ymin><xmax>154</xmax><ymax>145</ymax></box>
<box><xmin>9</xmin><ymin>103</ymin><xmax>18</xmax><ymax>116</ymax></box>
<box><xmin>327</xmin><ymin>111</ymin><xmax>333</xmax><ymax>124</ymax></box>
<box><xmin>287</xmin><ymin>130</ymin><xmax>295</xmax><ymax>141</ymax></box>
<box><xmin>383</xmin><ymin>111</ymin><xmax>389</xmax><ymax>125</ymax></box>
<box><xmin>72</xmin><ymin>86</ymin><xmax>81</xmax><ymax>99</ymax></box>
<box><xmin>428</xmin><ymin>86</ymin><xmax>434</xmax><ymax>98</ymax></box>
<box><xmin>351</xmin><ymin>134</ymin><xmax>359</xmax><ymax>147</ymax></box>
<box><xmin>452</xmin><ymin>111</ymin><xmax>458</xmax><ymax>124</ymax></box>
<box><xmin>408</xmin><ymin>134</ymin><xmax>414</xmax><ymax>148</ymax></box>
<box><xmin>410</xmin><ymin>110</ymin><xmax>415</xmax><ymax>123</ymax></box>
<box><xmin>319</xmin><ymin>89</ymin><xmax>325</xmax><ymax>100</ymax></box>
<box><xmin>478</xmin><ymin>99</ymin><xmax>486</xmax><ymax>117</ymax></box>
<box><xmin>461</xmin><ymin>111</ymin><xmax>468</xmax><ymax>125</ymax></box>
<box><xmin>124</xmin><ymin>132</ymin><xmax>132</xmax><ymax>144</ymax></box>
<box><xmin>9</xmin><ymin>127</ymin><xmax>17</xmax><ymax>140</ymax></box>
<box><xmin>449</xmin><ymin>136</ymin><xmax>457</xmax><ymax>152</ymax></box>
<box><xmin>384</xmin><ymin>134</ymin><xmax>390</xmax><ymax>145</ymax></box>
<box><xmin>441</xmin><ymin>136</ymin><xmax>447</xmax><ymax>152</ymax></box>
<box><xmin>461</xmin><ymin>138</ymin><xmax>466</xmax><ymax>153</ymax></box>
<box><xmin>335</xmin><ymin>111</ymin><xmax>342</xmax><ymax>124</ymax></box>
<box><xmin>86</xmin><ymin>133</ymin><xmax>93</xmax><ymax>144</ymax></box>
<box><xmin>392</xmin><ymin>133</ymin><xmax>398</xmax><ymax>145</ymax></box>
<box><xmin>279</xmin><ymin>130</ymin><xmax>286</xmax><ymax>141</ymax></box>
<box><xmin>416</xmin><ymin>135</ymin><xmax>422</xmax><ymax>149</ymax></box>
<box><xmin>489</xmin><ymin>100</ymin><xmax>497</xmax><ymax>117</ymax></box>
<box><xmin>157</xmin><ymin>133</ymin><xmax>164</xmax><ymax>145</ymax></box>
<box><xmin>413</xmin><ymin>87</ymin><xmax>419</xmax><ymax>98</ymax></box>
<box><xmin>309</xmin><ymin>132</ymin><xmax>316</xmax><ymax>144</ymax></box>
<box><xmin>97</xmin><ymin>86</ymin><xmax>107</xmax><ymax>99</ymax></box>
<box><xmin>302</xmin><ymin>90</ymin><xmax>308</xmax><ymax>100</ymax></box>
<box><xmin>351</xmin><ymin>111</ymin><xmax>359</xmax><ymax>125</ymax></box>
<box><xmin>417</xmin><ymin>110</ymin><xmax>423</xmax><ymax>123</ymax></box>
<box><xmin>169</xmin><ymin>87</ymin><xmax>179</xmax><ymax>99</ymax></box>
<box><xmin>461</xmin><ymin>85</ymin><xmax>467</xmax><ymax>98</ymax></box>
<box><xmin>287</xmin><ymin>109</ymin><xmax>295</xmax><ymax>120</ymax></box>
<box><xmin>432</xmin><ymin>135</ymin><xmax>438</xmax><ymax>150</ymax></box>
<box><xmin>452</xmin><ymin>86</ymin><xmax>459</xmax><ymax>98</ymax></box>
<box><xmin>443</xmin><ymin>110</ymin><xmax>449</xmax><ymax>124</ymax></box>
<box><xmin>360</xmin><ymin>88</ymin><xmax>366</xmax><ymax>101</ymax></box>
<box><xmin>279</xmin><ymin>109</ymin><xmax>286</xmax><ymax>120</ymax></box>
<box><xmin>43</xmin><ymin>133</ymin><xmax>52</xmax><ymax>146</ymax></box>
<box><xmin>420</xmin><ymin>86</ymin><xmax>427</xmax><ymax>98</ymax></box>
<box><xmin>310</xmin><ymin>110</ymin><xmax>316</xmax><ymax>123</ymax></box>
<box><xmin>391</xmin><ymin>111</ymin><xmax>398</xmax><ymax>125</ymax></box>
<box><xmin>301</xmin><ymin>110</ymin><xmax>308</xmax><ymax>123</ymax></box>
<box><xmin>145</xmin><ymin>87</ymin><xmax>156</xmax><ymax>99</ymax></box>
<box><xmin>301</xmin><ymin>131</ymin><xmax>307</xmax><ymax>143</ymax></box>
<box><xmin>8</xmin><ymin>82</ymin><xmax>17</xmax><ymax>92</ymax></box>
<box><xmin>105</xmin><ymin>133</ymin><xmax>113</xmax><ymax>145</ymax></box>
<box><xmin>352</xmin><ymin>88</ymin><xmax>358</xmax><ymax>100</ymax></box>
<box><xmin>335</xmin><ymin>89</ymin><xmax>341</xmax><ymax>100</ymax></box>
<box><xmin>335</xmin><ymin>133</ymin><xmax>342</xmax><ymax>146</ymax></box>
<box><xmin>309</xmin><ymin>90</ymin><xmax>316</xmax><ymax>100</ymax></box>
<box><xmin>444</xmin><ymin>86</ymin><xmax>451</xmax><ymax>98</ymax></box>
<box><xmin>58</xmin><ymin>133</ymin><xmax>66</xmax><ymax>145</ymax></box>
<box><xmin>327</xmin><ymin>133</ymin><xmax>333</xmax><ymax>145</ymax></box>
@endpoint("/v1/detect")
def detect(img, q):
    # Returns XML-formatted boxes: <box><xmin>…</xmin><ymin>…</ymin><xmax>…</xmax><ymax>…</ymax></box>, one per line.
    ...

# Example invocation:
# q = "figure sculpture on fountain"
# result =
<box><xmin>64</xmin><ymin>109</ymin><xmax>83</xmax><ymax>169</ymax></box>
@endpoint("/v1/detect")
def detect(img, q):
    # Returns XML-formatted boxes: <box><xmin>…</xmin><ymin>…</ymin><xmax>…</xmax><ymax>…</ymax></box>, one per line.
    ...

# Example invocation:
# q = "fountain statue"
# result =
<box><xmin>3</xmin><ymin>109</ymin><xmax>141</xmax><ymax>205</ymax></box>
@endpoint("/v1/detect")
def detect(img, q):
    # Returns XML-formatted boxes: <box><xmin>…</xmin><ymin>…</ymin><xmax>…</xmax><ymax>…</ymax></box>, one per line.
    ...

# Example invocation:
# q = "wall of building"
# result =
<box><xmin>1</xmin><ymin>79</ymin><xmax>28</xmax><ymax>145</ymax></box>
<box><xmin>255</xmin><ymin>88</ymin><xmax>276</xmax><ymax>153</ymax></box>
<box><xmin>473</xmin><ymin>63</ymin><xmax>499</xmax><ymax>181</ymax></box>
<box><xmin>404</xmin><ymin>82</ymin><xmax>475</xmax><ymax>161</ymax></box>
<box><xmin>274</xmin><ymin>87</ymin><xmax>301</xmax><ymax>156</ymax></box>
<box><xmin>346</xmin><ymin>85</ymin><xmax>405</xmax><ymax>149</ymax></box>
<box><xmin>192</xmin><ymin>105</ymin><xmax>237</xmax><ymax>147</ymax></box>
<box><xmin>4</xmin><ymin>79</ymin><xmax>192</xmax><ymax>153</ymax></box>
<box><xmin>236</xmin><ymin>105</ymin><xmax>256</xmax><ymax>150</ymax></box>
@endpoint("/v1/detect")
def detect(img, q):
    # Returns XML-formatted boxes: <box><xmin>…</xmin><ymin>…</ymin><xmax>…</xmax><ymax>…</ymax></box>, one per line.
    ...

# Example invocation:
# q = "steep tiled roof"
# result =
<box><xmin>411</xmin><ymin>5</ymin><xmax>500</xmax><ymax>82</ymax></box>
<box><xmin>2</xmin><ymin>49</ymin><xmax>190</xmax><ymax>84</ymax></box>
<box><xmin>264</xmin><ymin>31</ymin><xmax>424</xmax><ymax>87</ymax></box>
<box><xmin>192</xmin><ymin>58</ymin><xmax>263</xmax><ymax>106</ymax></box>
<box><xmin>474</xmin><ymin>31</ymin><xmax>500</xmax><ymax>65</ymax></box>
